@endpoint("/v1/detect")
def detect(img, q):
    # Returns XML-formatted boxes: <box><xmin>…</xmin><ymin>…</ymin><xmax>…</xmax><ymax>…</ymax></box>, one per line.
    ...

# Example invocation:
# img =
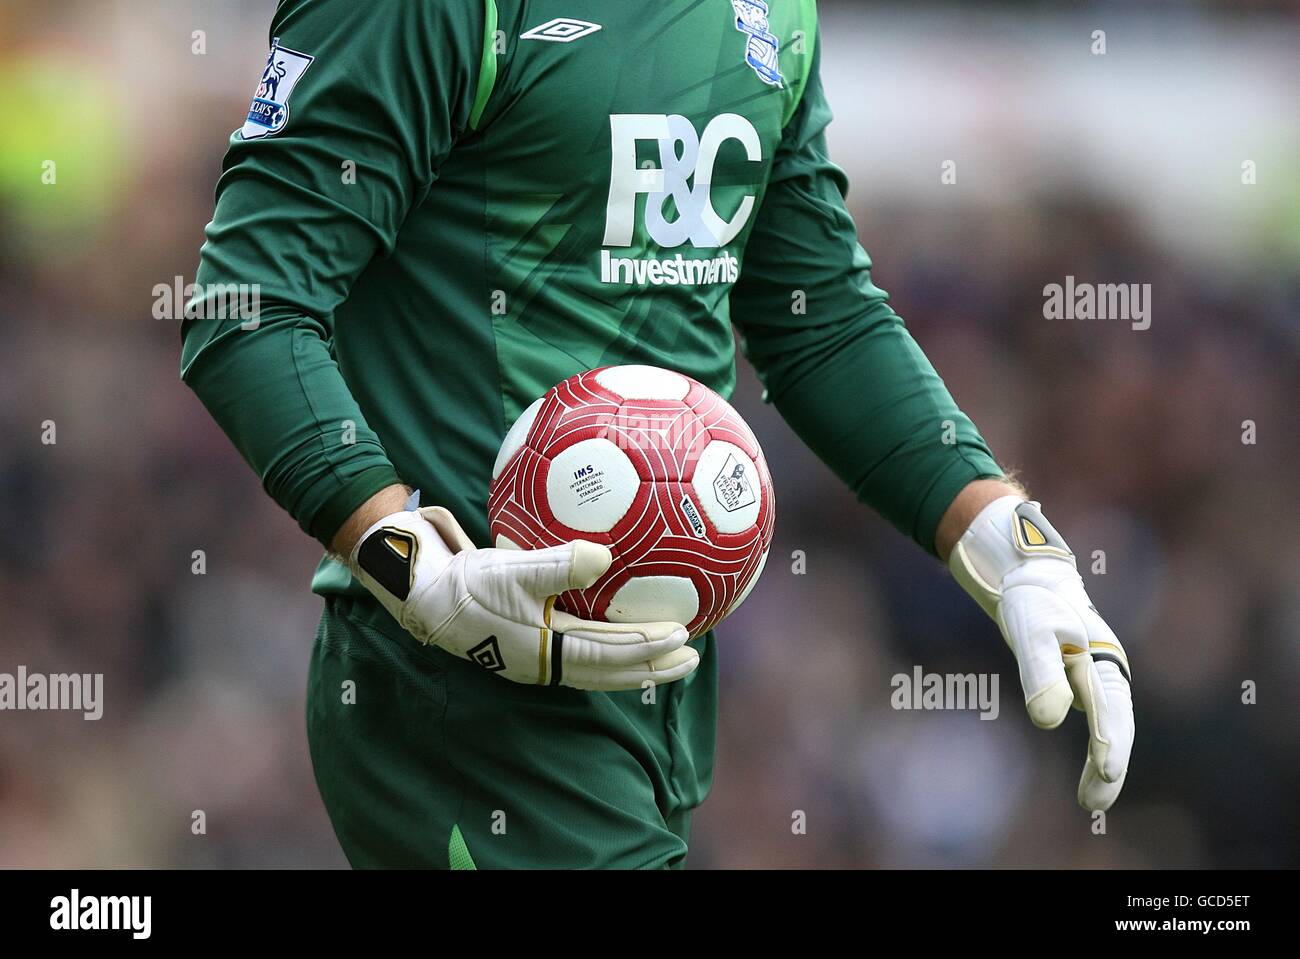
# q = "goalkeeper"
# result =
<box><xmin>182</xmin><ymin>0</ymin><xmax>1133</xmax><ymax>868</ymax></box>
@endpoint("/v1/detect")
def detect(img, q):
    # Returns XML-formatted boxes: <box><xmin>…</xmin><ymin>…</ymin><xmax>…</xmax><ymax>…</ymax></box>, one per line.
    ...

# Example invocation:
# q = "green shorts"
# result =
<box><xmin>306</xmin><ymin>595</ymin><xmax>718</xmax><ymax>868</ymax></box>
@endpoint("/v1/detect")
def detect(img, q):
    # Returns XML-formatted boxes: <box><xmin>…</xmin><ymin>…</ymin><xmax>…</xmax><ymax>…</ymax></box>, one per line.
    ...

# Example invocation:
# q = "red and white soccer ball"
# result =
<box><xmin>488</xmin><ymin>365</ymin><xmax>775</xmax><ymax>638</ymax></box>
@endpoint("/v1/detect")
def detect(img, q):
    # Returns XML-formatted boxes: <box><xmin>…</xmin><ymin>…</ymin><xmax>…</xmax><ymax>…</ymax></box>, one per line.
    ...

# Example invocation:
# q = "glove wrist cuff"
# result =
<box><xmin>350</xmin><ymin>510</ymin><xmax>427</xmax><ymax>603</ymax></box>
<box><xmin>949</xmin><ymin>496</ymin><xmax>1077</xmax><ymax>616</ymax></box>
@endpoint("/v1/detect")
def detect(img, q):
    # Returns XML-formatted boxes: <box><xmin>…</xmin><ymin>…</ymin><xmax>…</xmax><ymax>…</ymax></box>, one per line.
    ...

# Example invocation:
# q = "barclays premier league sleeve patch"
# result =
<box><xmin>239</xmin><ymin>37</ymin><xmax>314</xmax><ymax>140</ymax></box>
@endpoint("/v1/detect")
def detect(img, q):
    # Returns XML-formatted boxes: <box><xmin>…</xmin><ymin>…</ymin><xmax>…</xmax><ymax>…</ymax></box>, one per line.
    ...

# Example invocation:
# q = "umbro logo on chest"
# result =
<box><xmin>520</xmin><ymin>18</ymin><xmax>603</xmax><ymax>43</ymax></box>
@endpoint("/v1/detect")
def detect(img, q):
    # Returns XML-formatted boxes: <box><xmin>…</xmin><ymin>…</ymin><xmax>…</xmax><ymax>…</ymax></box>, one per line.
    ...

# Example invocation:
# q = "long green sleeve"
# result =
<box><xmin>731</xmin><ymin>39</ymin><xmax>1002</xmax><ymax>554</ymax></box>
<box><xmin>179</xmin><ymin>0</ymin><xmax>487</xmax><ymax>546</ymax></box>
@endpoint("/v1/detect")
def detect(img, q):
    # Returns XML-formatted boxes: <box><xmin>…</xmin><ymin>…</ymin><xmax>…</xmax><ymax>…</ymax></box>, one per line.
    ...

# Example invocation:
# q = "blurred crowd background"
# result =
<box><xmin>1</xmin><ymin>0</ymin><xmax>1296</xmax><ymax>868</ymax></box>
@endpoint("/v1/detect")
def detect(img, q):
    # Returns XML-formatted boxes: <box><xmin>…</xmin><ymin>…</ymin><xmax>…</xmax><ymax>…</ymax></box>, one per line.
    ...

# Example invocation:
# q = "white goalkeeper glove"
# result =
<box><xmin>349</xmin><ymin>506</ymin><xmax>699</xmax><ymax>691</ymax></box>
<box><xmin>949</xmin><ymin>495</ymin><xmax>1134</xmax><ymax>811</ymax></box>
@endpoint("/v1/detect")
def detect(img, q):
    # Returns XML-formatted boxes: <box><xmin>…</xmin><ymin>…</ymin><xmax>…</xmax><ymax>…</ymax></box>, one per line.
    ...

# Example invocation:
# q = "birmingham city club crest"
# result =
<box><xmin>241</xmin><ymin>37</ymin><xmax>314</xmax><ymax>140</ymax></box>
<box><xmin>731</xmin><ymin>0</ymin><xmax>784</xmax><ymax>87</ymax></box>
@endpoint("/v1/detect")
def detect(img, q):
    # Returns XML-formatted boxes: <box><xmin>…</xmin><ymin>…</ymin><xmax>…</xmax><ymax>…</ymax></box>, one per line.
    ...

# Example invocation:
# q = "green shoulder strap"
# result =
<box><xmin>469</xmin><ymin>0</ymin><xmax>500</xmax><ymax>130</ymax></box>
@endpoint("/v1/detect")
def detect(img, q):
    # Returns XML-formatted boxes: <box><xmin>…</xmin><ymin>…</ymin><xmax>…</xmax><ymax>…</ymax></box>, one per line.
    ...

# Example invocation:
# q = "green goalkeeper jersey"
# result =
<box><xmin>181</xmin><ymin>0</ymin><xmax>1001</xmax><ymax>866</ymax></box>
<box><xmin>183</xmin><ymin>0</ymin><xmax>999</xmax><ymax>575</ymax></box>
